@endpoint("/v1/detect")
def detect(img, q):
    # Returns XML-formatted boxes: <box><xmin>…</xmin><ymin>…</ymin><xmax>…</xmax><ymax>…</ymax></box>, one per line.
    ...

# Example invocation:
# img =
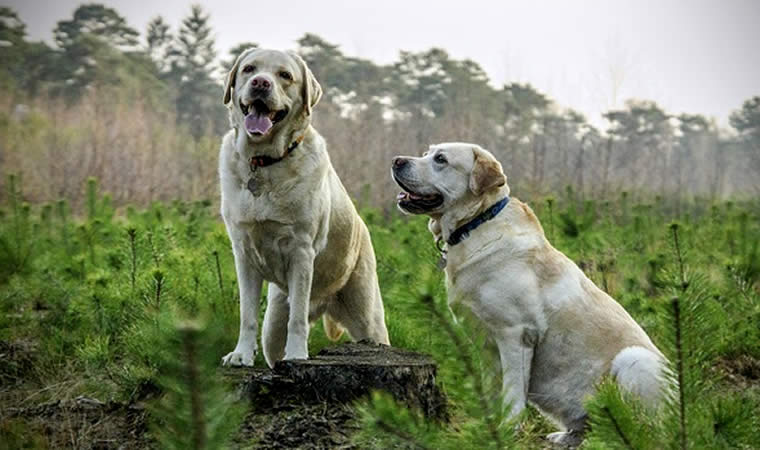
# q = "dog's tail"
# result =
<box><xmin>611</xmin><ymin>346</ymin><xmax>671</xmax><ymax>408</ymax></box>
<box><xmin>323</xmin><ymin>314</ymin><xmax>344</xmax><ymax>342</ymax></box>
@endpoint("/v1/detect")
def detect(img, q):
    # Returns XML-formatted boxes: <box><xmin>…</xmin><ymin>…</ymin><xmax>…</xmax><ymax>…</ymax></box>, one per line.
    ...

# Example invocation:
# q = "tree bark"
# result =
<box><xmin>224</xmin><ymin>341</ymin><xmax>449</xmax><ymax>422</ymax></box>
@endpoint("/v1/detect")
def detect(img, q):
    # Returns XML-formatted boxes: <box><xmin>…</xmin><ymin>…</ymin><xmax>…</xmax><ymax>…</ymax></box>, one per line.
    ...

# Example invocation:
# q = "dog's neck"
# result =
<box><xmin>234</xmin><ymin>122</ymin><xmax>314</xmax><ymax>162</ymax></box>
<box><xmin>435</xmin><ymin>185</ymin><xmax>511</xmax><ymax>245</ymax></box>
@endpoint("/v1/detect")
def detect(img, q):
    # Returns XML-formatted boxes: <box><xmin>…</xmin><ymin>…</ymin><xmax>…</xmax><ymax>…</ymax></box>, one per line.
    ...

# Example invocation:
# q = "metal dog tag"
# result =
<box><xmin>247</xmin><ymin>177</ymin><xmax>257</xmax><ymax>195</ymax></box>
<box><xmin>437</xmin><ymin>254</ymin><xmax>447</xmax><ymax>270</ymax></box>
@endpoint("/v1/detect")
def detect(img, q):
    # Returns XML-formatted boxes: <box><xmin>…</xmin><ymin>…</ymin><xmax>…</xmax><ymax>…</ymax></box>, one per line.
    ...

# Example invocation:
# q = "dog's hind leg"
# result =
<box><xmin>262</xmin><ymin>284</ymin><xmax>289</xmax><ymax>368</ymax></box>
<box><xmin>327</xmin><ymin>248</ymin><xmax>389</xmax><ymax>345</ymax></box>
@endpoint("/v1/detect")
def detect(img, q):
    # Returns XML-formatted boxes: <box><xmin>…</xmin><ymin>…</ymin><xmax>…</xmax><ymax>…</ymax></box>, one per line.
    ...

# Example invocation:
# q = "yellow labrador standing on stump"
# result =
<box><xmin>392</xmin><ymin>142</ymin><xmax>668</xmax><ymax>445</ymax></box>
<box><xmin>219</xmin><ymin>48</ymin><xmax>389</xmax><ymax>368</ymax></box>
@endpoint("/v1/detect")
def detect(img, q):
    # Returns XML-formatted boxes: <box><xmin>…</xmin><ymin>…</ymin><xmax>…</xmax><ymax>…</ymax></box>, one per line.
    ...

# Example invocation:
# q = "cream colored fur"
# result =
<box><xmin>219</xmin><ymin>48</ymin><xmax>388</xmax><ymax>368</ymax></box>
<box><xmin>392</xmin><ymin>142</ymin><xmax>668</xmax><ymax>445</ymax></box>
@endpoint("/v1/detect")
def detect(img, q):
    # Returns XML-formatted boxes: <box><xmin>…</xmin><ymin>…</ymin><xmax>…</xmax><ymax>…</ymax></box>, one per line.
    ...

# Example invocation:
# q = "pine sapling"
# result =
<box><xmin>152</xmin><ymin>269</ymin><xmax>165</xmax><ymax>310</ymax></box>
<box><xmin>659</xmin><ymin>222</ymin><xmax>724</xmax><ymax>448</ymax></box>
<box><xmin>671</xmin><ymin>296</ymin><xmax>687</xmax><ymax>450</ymax></box>
<box><xmin>360</xmin><ymin>285</ymin><xmax>511</xmax><ymax>449</ymax></box>
<box><xmin>150</xmin><ymin>319</ymin><xmax>245</xmax><ymax>450</ymax></box>
<box><xmin>212</xmin><ymin>250</ymin><xmax>224</xmax><ymax>305</ymax></box>
<box><xmin>420</xmin><ymin>292</ymin><xmax>504</xmax><ymax>449</ymax></box>
<box><xmin>584</xmin><ymin>378</ymin><xmax>656</xmax><ymax>449</ymax></box>
<box><xmin>127</xmin><ymin>227</ymin><xmax>138</xmax><ymax>292</ymax></box>
<box><xmin>182</xmin><ymin>323</ymin><xmax>206</xmax><ymax>450</ymax></box>
<box><xmin>58</xmin><ymin>199</ymin><xmax>69</xmax><ymax>253</ymax></box>
<box><xmin>602</xmin><ymin>406</ymin><xmax>634</xmax><ymax>449</ymax></box>
<box><xmin>147</xmin><ymin>231</ymin><xmax>161</xmax><ymax>267</ymax></box>
<box><xmin>87</xmin><ymin>177</ymin><xmax>98</xmax><ymax>221</ymax></box>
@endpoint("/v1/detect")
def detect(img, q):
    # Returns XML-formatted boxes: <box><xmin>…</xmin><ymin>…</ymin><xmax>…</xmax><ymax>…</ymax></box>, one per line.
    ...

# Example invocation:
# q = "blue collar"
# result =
<box><xmin>447</xmin><ymin>197</ymin><xmax>509</xmax><ymax>246</ymax></box>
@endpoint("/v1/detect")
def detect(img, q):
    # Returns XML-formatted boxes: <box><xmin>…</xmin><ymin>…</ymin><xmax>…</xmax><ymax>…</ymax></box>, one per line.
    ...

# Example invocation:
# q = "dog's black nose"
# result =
<box><xmin>392</xmin><ymin>157</ymin><xmax>408</xmax><ymax>170</ymax></box>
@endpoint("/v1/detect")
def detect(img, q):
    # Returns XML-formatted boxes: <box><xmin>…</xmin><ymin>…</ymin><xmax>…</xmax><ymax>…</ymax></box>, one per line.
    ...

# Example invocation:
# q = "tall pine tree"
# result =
<box><xmin>730</xmin><ymin>97</ymin><xmax>760</xmax><ymax>191</ymax></box>
<box><xmin>167</xmin><ymin>5</ymin><xmax>223</xmax><ymax>138</ymax></box>
<box><xmin>51</xmin><ymin>3</ymin><xmax>142</xmax><ymax>99</ymax></box>
<box><xmin>146</xmin><ymin>16</ymin><xmax>172</xmax><ymax>75</ymax></box>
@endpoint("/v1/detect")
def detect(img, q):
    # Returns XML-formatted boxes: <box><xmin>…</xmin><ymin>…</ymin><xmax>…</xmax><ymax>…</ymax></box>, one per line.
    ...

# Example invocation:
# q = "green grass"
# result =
<box><xmin>1</xmin><ymin>177</ymin><xmax>759</xmax><ymax>448</ymax></box>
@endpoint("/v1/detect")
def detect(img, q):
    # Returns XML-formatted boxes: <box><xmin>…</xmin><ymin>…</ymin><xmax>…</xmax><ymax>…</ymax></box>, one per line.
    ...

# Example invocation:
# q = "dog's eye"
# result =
<box><xmin>434</xmin><ymin>153</ymin><xmax>448</xmax><ymax>165</ymax></box>
<box><xmin>279</xmin><ymin>71</ymin><xmax>293</xmax><ymax>81</ymax></box>
<box><xmin>242</xmin><ymin>65</ymin><xmax>255</xmax><ymax>74</ymax></box>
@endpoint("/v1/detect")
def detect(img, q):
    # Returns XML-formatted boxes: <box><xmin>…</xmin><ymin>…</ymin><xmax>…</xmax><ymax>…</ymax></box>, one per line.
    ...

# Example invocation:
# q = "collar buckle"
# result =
<box><xmin>435</xmin><ymin>237</ymin><xmax>447</xmax><ymax>254</ymax></box>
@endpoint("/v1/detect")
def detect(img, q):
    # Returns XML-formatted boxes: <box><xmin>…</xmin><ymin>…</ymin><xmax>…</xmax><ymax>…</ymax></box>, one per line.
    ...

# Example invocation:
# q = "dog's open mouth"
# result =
<box><xmin>241</xmin><ymin>99</ymin><xmax>289</xmax><ymax>136</ymax></box>
<box><xmin>394</xmin><ymin>176</ymin><xmax>443</xmax><ymax>213</ymax></box>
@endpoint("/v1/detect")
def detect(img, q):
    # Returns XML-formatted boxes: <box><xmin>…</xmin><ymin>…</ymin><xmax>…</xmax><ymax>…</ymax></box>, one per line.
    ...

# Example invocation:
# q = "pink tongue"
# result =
<box><xmin>245</xmin><ymin>112</ymin><xmax>272</xmax><ymax>135</ymax></box>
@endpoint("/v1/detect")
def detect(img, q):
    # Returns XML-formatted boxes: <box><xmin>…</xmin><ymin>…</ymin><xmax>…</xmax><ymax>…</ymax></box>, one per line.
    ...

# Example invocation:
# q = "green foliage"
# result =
<box><xmin>150</xmin><ymin>320</ymin><xmax>246</xmax><ymax>450</ymax></box>
<box><xmin>583</xmin><ymin>222</ymin><xmax>760</xmax><ymax>450</ymax></box>
<box><xmin>0</xmin><ymin>174</ymin><xmax>34</xmax><ymax>281</ymax></box>
<box><xmin>0</xmin><ymin>7</ymin><xmax>27</xmax><ymax>89</ymax></box>
<box><xmin>165</xmin><ymin>5</ymin><xmax>226</xmax><ymax>138</ymax></box>
<box><xmin>1</xmin><ymin>179</ymin><xmax>759</xmax><ymax>447</ymax></box>
<box><xmin>145</xmin><ymin>16</ymin><xmax>172</xmax><ymax>74</ymax></box>
<box><xmin>584</xmin><ymin>380</ymin><xmax>657</xmax><ymax>449</ymax></box>
<box><xmin>729</xmin><ymin>96</ymin><xmax>760</xmax><ymax>139</ymax></box>
<box><xmin>49</xmin><ymin>4</ymin><xmax>152</xmax><ymax>99</ymax></box>
<box><xmin>53</xmin><ymin>3</ymin><xmax>139</xmax><ymax>50</ymax></box>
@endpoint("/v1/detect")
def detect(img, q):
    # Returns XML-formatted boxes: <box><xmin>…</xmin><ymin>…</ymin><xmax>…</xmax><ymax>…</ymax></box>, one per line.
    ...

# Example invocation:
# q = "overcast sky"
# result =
<box><xmin>9</xmin><ymin>0</ymin><xmax>760</xmax><ymax>127</ymax></box>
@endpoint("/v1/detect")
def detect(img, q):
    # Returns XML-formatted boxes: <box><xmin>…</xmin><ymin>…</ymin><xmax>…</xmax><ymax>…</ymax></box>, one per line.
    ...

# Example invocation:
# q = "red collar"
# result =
<box><xmin>249</xmin><ymin>135</ymin><xmax>305</xmax><ymax>170</ymax></box>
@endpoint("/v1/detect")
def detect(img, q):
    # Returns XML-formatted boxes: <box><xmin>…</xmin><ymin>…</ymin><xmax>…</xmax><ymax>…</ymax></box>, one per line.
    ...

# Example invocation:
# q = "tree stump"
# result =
<box><xmin>222</xmin><ymin>341</ymin><xmax>448</xmax><ymax>448</ymax></box>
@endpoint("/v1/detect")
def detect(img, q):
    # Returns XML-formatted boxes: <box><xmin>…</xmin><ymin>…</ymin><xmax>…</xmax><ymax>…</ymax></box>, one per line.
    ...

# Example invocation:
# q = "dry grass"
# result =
<box><xmin>2</xmin><ymin>88</ymin><xmax>218</xmax><ymax>210</ymax></box>
<box><xmin>2</xmin><ymin>87</ymin><xmax>755</xmax><ymax>212</ymax></box>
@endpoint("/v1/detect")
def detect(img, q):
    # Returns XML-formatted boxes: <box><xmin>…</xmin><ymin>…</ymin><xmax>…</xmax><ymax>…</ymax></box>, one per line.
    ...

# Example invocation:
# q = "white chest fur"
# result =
<box><xmin>443</xmin><ymin>217</ymin><xmax>545</xmax><ymax>332</ymax></box>
<box><xmin>218</xmin><ymin>130</ymin><xmax>331</xmax><ymax>287</ymax></box>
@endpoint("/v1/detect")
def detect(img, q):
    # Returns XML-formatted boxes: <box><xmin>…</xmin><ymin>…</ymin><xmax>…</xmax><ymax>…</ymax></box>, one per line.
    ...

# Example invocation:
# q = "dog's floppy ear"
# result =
<box><xmin>288</xmin><ymin>51</ymin><xmax>322</xmax><ymax>116</ymax></box>
<box><xmin>223</xmin><ymin>47</ymin><xmax>257</xmax><ymax>105</ymax></box>
<box><xmin>469</xmin><ymin>147</ymin><xmax>507</xmax><ymax>196</ymax></box>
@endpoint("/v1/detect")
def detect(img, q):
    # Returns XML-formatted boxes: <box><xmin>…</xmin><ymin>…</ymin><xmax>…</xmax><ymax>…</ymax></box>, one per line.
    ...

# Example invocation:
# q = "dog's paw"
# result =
<box><xmin>283</xmin><ymin>338</ymin><xmax>308</xmax><ymax>361</ymax></box>
<box><xmin>546</xmin><ymin>431</ymin><xmax>584</xmax><ymax>448</ymax></box>
<box><xmin>221</xmin><ymin>348</ymin><xmax>256</xmax><ymax>367</ymax></box>
<box><xmin>283</xmin><ymin>349</ymin><xmax>308</xmax><ymax>361</ymax></box>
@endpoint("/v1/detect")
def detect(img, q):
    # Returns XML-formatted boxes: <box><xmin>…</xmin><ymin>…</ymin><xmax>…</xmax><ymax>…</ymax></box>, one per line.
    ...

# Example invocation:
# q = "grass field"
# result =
<box><xmin>1</xmin><ymin>175</ymin><xmax>758</xmax><ymax>448</ymax></box>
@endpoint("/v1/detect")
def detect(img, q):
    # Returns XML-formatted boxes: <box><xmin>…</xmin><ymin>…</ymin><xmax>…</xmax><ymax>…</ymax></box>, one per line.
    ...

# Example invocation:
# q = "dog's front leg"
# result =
<box><xmin>222</xmin><ymin>228</ymin><xmax>263</xmax><ymax>367</ymax></box>
<box><xmin>496</xmin><ymin>326</ymin><xmax>536</xmax><ymax>420</ymax></box>
<box><xmin>283</xmin><ymin>247</ymin><xmax>315</xmax><ymax>360</ymax></box>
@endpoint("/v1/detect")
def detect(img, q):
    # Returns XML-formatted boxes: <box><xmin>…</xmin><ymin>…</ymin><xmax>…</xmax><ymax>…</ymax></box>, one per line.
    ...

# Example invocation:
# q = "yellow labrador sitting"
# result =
<box><xmin>219</xmin><ymin>48</ymin><xmax>389</xmax><ymax>368</ymax></box>
<box><xmin>392</xmin><ymin>143</ymin><xmax>668</xmax><ymax>445</ymax></box>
